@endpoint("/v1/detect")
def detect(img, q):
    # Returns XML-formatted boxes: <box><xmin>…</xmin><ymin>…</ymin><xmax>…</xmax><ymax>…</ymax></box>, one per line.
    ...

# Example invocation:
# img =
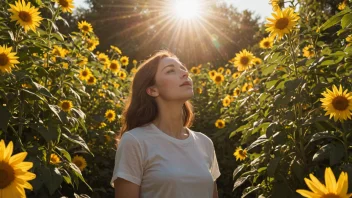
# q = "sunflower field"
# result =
<box><xmin>0</xmin><ymin>0</ymin><xmax>352</xmax><ymax>197</ymax></box>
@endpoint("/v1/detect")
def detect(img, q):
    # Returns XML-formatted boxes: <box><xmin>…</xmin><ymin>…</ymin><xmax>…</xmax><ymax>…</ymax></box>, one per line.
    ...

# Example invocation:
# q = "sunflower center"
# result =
<box><xmin>321</xmin><ymin>194</ymin><xmax>342</xmax><ymax>198</ymax></box>
<box><xmin>19</xmin><ymin>11</ymin><xmax>32</xmax><ymax>23</ymax></box>
<box><xmin>82</xmin><ymin>25</ymin><xmax>89</xmax><ymax>32</ymax></box>
<box><xmin>275</xmin><ymin>17</ymin><xmax>289</xmax><ymax>30</ymax></box>
<box><xmin>61</xmin><ymin>102</ymin><xmax>70</xmax><ymax>110</ymax></box>
<box><xmin>215</xmin><ymin>76</ymin><xmax>222</xmax><ymax>82</ymax></box>
<box><xmin>0</xmin><ymin>53</ymin><xmax>9</xmax><ymax>66</ymax></box>
<box><xmin>110</xmin><ymin>63</ymin><xmax>118</xmax><ymax>70</ymax></box>
<box><xmin>74</xmin><ymin>160</ymin><xmax>83</xmax><ymax>167</ymax></box>
<box><xmin>238</xmin><ymin>150</ymin><xmax>246</xmax><ymax>157</ymax></box>
<box><xmin>0</xmin><ymin>162</ymin><xmax>15</xmax><ymax>189</ymax></box>
<box><xmin>88</xmin><ymin>77</ymin><xmax>94</xmax><ymax>83</ymax></box>
<box><xmin>236</xmin><ymin>90</ymin><xmax>240</xmax><ymax>94</ymax></box>
<box><xmin>100</xmin><ymin>58</ymin><xmax>106</xmax><ymax>62</ymax></box>
<box><xmin>82</xmin><ymin>71</ymin><xmax>88</xmax><ymax>76</ymax></box>
<box><xmin>107</xmin><ymin>113</ymin><xmax>113</xmax><ymax>118</ymax></box>
<box><xmin>332</xmin><ymin>96</ymin><xmax>349</xmax><ymax>111</ymax></box>
<box><xmin>58</xmin><ymin>0</ymin><xmax>69</xmax><ymax>7</ymax></box>
<box><xmin>240</xmin><ymin>57</ymin><xmax>249</xmax><ymax>65</ymax></box>
<box><xmin>218</xmin><ymin>122</ymin><xmax>223</xmax><ymax>127</ymax></box>
<box><xmin>264</xmin><ymin>41</ymin><xmax>270</xmax><ymax>47</ymax></box>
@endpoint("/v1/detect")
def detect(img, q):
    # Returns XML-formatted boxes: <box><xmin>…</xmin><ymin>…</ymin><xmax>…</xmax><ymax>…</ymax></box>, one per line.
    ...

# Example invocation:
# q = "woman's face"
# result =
<box><xmin>149</xmin><ymin>56</ymin><xmax>193</xmax><ymax>101</ymax></box>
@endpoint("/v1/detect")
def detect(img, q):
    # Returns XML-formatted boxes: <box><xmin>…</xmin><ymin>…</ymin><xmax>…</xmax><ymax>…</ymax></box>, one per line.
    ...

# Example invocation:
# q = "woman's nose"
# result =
<box><xmin>181</xmin><ymin>69</ymin><xmax>189</xmax><ymax>78</ymax></box>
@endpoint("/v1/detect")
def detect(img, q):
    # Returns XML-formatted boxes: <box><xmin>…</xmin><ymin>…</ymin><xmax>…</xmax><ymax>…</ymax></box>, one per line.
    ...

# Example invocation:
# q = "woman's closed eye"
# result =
<box><xmin>167</xmin><ymin>69</ymin><xmax>175</xmax><ymax>73</ymax></box>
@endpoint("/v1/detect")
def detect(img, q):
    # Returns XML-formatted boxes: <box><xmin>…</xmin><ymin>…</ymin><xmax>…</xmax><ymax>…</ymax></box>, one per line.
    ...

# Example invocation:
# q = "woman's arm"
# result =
<box><xmin>114</xmin><ymin>178</ymin><xmax>140</xmax><ymax>198</ymax></box>
<box><xmin>213</xmin><ymin>181</ymin><xmax>219</xmax><ymax>198</ymax></box>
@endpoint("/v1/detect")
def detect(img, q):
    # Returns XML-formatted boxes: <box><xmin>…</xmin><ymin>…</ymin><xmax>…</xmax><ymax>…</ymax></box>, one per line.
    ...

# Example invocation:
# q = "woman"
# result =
<box><xmin>111</xmin><ymin>50</ymin><xmax>221</xmax><ymax>198</ymax></box>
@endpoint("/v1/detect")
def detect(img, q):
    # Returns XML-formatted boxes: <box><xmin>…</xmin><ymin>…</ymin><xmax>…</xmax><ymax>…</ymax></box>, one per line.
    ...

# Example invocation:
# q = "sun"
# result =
<box><xmin>171</xmin><ymin>0</ymin><xmax>202</xmax><ymax>20</ymax></box>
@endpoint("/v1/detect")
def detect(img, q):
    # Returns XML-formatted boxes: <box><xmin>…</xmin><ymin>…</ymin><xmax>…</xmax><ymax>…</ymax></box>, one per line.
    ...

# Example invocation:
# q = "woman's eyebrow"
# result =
<box><xmin>161</xmin><ymin>64</ymin><xmax>175</xmax><ymax>71</ymax></box>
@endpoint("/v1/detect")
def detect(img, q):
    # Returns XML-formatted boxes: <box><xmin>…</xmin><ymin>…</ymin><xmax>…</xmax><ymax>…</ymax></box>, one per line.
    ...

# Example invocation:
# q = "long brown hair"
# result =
<box><xmin>116</xmin><ymin>50</ymin><xmax>194</xmax><ymax>141</ymax></box>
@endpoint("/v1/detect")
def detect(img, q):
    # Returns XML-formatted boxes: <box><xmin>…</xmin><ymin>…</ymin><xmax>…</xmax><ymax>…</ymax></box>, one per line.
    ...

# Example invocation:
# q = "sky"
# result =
<box><xmin>73</xmin><ymin>0</ymin><xmax>273</xmax><ymax>21</ymax></box>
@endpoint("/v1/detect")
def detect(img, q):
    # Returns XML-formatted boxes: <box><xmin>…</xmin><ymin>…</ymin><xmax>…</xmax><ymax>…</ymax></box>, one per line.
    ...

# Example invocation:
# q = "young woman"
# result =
<box><xmin>111</xmin><ymin>50</ymin><xmax>221</xmax><ymax>198</ymax></box>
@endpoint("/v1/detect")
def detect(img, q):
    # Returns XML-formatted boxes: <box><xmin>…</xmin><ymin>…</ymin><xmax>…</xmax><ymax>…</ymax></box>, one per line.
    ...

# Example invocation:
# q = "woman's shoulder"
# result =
<box><xmin>190</xmin><ymin>129</ymin><xmax>214</xmax><ymax>147</ymax></box>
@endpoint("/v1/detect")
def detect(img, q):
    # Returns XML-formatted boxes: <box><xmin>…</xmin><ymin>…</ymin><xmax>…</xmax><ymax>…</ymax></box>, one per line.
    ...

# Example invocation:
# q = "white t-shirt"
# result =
<box><xmin>110</xmin><ymin>122</ymin><xmax>221</xmax><ymax>198</ymax></box>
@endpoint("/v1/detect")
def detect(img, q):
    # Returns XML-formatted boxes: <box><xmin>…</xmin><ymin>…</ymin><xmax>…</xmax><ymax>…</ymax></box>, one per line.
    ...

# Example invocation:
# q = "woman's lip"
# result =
<box><xmin>181</xmin><ymin>84</ymin><xmax>192</xmax><ymax>87</ymax></box>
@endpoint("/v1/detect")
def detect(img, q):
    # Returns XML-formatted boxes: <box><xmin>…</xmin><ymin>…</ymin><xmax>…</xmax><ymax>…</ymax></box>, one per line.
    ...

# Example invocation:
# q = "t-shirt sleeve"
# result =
<box><xmin>110</xmin><ymin>133</ymin><xmax>144</xmax><ymax>187</ymax></box>
<box><xmin>210</xmin><ymin>144</ymin><xmax>221</xmax><ymax>181</ymax></box>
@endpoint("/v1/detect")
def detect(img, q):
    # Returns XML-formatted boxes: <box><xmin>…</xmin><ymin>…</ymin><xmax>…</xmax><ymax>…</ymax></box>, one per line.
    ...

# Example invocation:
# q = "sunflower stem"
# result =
<box><xmin>342</xmin><ymin>121</ymin><xmax>349</xmax><ymax>161</ymax></box>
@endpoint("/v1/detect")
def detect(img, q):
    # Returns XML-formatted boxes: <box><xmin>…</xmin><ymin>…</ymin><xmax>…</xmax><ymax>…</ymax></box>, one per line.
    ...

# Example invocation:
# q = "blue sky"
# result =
<box><xmin>73</xmin><ymin>0</ymin><xmax>273</xmax><ymax>21</ymax></box>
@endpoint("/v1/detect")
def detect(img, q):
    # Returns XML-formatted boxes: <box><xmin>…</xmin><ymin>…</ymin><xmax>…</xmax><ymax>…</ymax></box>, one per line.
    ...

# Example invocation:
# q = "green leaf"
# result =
<box><xmin>247</xmin><ymin>135</ymin><xmax>268</xmax><ymax>151</ymax></box>
<box><xmin>313</xmin><ymin>143</ymin><xmax>334</xmax><ymax>162</ymax></box>
<box><xmin>330</xmin><ymin>142</ymin><xmax>345</xmax><ymax>166</ymax></box>
<box><xmin>42</xmin><ymin>166</ymin><xmax>63</xmax><ymax>195</ymax></box>
<box><xmin>229</xmin><ymin>123</ymin><xmax>250</xmax><ymax>138</ymax></box>
<box><xmin>0</xmin><ymin>106</ymin><xmax>11</xmax><ymax>133</ymax></box>
<box><xmin>62</xmin><ymin>133</ymin><xmax>93</xmax><ymax>156</ymax></box>
<box><xmin>242</xmin><ymin>186</ymin><xmax>261</xmax><ymax>198</ymax></box>
<box><xmin>320</xmin><ymin>9</ymin><xmax>350</xmax><ymax>31</ymax></box>
<box><xmin>48</xmin><ymin>104</ymin><xmax>63</xmax><ymax>123</ymax></box>
<box><xmin>56</xmin><ymin>146</ymin><xmax>71</xmax><ymax>161</ymax></box>
<box><xmin>69</xmin><ymin>162</ymin><xmax>92</xmax><ymax>190</ymax></box>
<box><xmin>233</xmin><ymin>176</ymin><xmax>250</xmax><ymax>190</ymax></box>
<box><xmin>341</xmin><ymin>13</ymin><xmax>352</xmax><ymax>29</ymax></box>
<box><xmin>267</xmin><ymin>157</ymin><xmax>281</xmax><ymax>177</ymax></box>
<box><xmin>233</xmin><ymin>164</ymin><xmax>246</xmax><ymax>180</ymax></box>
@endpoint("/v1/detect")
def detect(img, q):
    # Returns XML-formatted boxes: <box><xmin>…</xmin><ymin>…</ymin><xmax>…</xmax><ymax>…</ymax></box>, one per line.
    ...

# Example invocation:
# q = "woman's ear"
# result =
<box><xmin>146</xmin><ymin>86</ymin><xmax>158</xmax><ymax>97</ymax></box>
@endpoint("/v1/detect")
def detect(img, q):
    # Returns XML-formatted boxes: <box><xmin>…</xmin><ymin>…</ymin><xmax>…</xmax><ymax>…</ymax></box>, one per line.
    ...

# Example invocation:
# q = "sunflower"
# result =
<box><xmin>86</xmin><ymin>37</ymin><xmax>99</xmax><ymax>51</ymax></box>
<box><xmin>215</xmin><ymin>119</ymin><xmax>225</xmax><ymax>129</ymax></box>
<box><xmin>72</xmin><ymin>155</ymin><xmax>87</xmax><ymax>171</ymax></box>
<box><xmin>0</xmin><ymin>45</ymin><xmax>19</xmax><ymax>73</ymax></box>
<box><xmin>133</xmin><ymin>59</ymin><xmax>138</xmax><ymax>66</ymax></box>
<box><xmin>8</xmin><ymin>0</ymin><xmax>43</xmax><ymax>33</ymax></box>
<box><xmin>118</xmin><ymin>71</ymin><xmax>127</xmax><ymax>80</ymax></box>
<box><xmin>346</xmin><ymin>35</ymin><xmax>352</xmax><ymax>46</ymax></box>
<box><xmin>109</xmin><ymin>60</ymin><xmax>120</xmax><ymax>74</ymax></box>
<box><xmin>232</xmin><ymin>49</ymin><xmax>255</xmax><ymax>71</ymax></box>
<box><xmin>120</xmin><ymin>56</ymin><xmax>129</xmax><ymax>66</ymax></box>
<box><xmin>78</xmin><ymin>21</ymin><xmax>93</xmax><ymax>34</ymax></box>
<box><xmin>222</xmin><ymin>95</ymin><xmax>232</xmax><ymax>107</ymax></box>
<box><xmin>265</xmin><ymin>7</ymin><xmax>300</xmax><ymax>40</ymax></box>
<box><xmin>59</xmin><ymin>100</ymin><xmax>73</xmax><ymax>112</ymax></box>
<box><xmin>55</xmin><ymin>0</ymin><xmax>74</xmax><ymax>13</ymax></box>
<box><xmin>110</xmin><ymin>45</ymin><xmax>122</xmax><ymax>54</ymax></box>
<box><xmin>269</xmin><ymin>0</ymin><xmax>280</xmax><ymax>11</ymax></box>
<box><xmin>77</xmin><ymin>55</ymin><xmax>88</xmax><ymax>67</ymax></box>
<box><xmin>233</xmin><ymin>87</ymin><xmax>241</xmax><ymax>97</ymax></box>
<box><xmin>0</xmin><ymin>140</ymin><xmax>36</xmax><ymax>197</ymax></box>
<box><xmin>232</xmin><ymin>72</ymin><xmax>241</xmax><ymax>79</ymax></box>
<box><xmin>98</xmin><ymin>122</ymin><xmax>107</xmax><ymax>129</ymax></box>
<box><xmin>196</xmin><ymin>87</ymin><xmax>203</xmax><ymax>94</ymax></box>
<box><xmin>113</xmin><ymin>83</ymin><xmax>120</xmax><ymax>88</ymax></box>
<box><xmin>253</xmin><ymin>57</ymin><xmax>262</xmax><ymax>65</ymax></box>
<box><xmin>208</xmin><ymin>70</ymin><xmax>217</xmax><ymax>79</ymax></box>
<box><xmin>303</xmin><ymin>44</ymin><xmax>315</xmax><ymax>58</ymax></box>
<box><xmin>338</xmin><ymin>1</ymin><xmax>347</xmax><ymax>10</ymax></box>
<box><xmin>105</xmin><ymin>109</ymin><xmax>116</xmax><ymax>122</ymax></box>
<box><xmin>225</xmin><ymin>69</ymin><xmax>232</xmax><ymax>75</ymax></box>
<box><xmin>191</xmin><ymin>67</ymin><xmax>201</xmax><ymax>74</ymax></box>
<box><xmin>51</xmin><ymin>45</ymin><xmax>67</xmax><ymax>62</ymax></box>
<box><xmin>253</xmin><ymin>77</ymin><xmax>260</xmax><ymax>84</ymax></box>
<box><xmin>79</xmin><ymin>68</ymin><xmax>92</xmax><ymax>81</ymax></box>
<box><xmin>213</xmin><ymin>73</ymin><xmax>225</xmax><ymax>85</ymax></box>
<box><xmin>87</xmin><ymin>75</ymin><xmax>96</xmax><ymax>85</ymax></box>
<box><xmin>50</xmin><ymin>153</ymin><xmax>61</xmax><ymax>164</ymax></box>
<box><xmin>217</xmin><ymin>67</ymin><xmax>225</xmax><ymax>73</ymax></box>
<box><xmin>233</xmin><ymin>147</ymin><xmax>247</xmax><ymax>161</ymax></box>
<box><xmin>296</xmin><ymin>167</ymin><xmax>352</xmax><ymax>198</ymax></box>
<box><xmin>260</xmin><ymin>37</ymin><xmax>274</xmax><ymax>49</ymax></box>
<box><xmin>320</xmin><ymin>85</ymin><xmax>352</xmax><ymax>122</ymax></box>
<box><xmin>97</xmin><ymin>53</ymin><xmax>110</xmax><ymax>66</ymax></box>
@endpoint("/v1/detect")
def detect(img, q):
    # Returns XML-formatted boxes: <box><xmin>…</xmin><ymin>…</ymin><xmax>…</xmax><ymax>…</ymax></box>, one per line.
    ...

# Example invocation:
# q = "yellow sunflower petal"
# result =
<box><xmin>9</xmin><ymin>152</ymin><xmax>27</xmax><ymax>165</ymax></box>
<box><xmin>325</xmin><ymin>167</ymin><xmax>337</xmax><ymax>192</ymax></box>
